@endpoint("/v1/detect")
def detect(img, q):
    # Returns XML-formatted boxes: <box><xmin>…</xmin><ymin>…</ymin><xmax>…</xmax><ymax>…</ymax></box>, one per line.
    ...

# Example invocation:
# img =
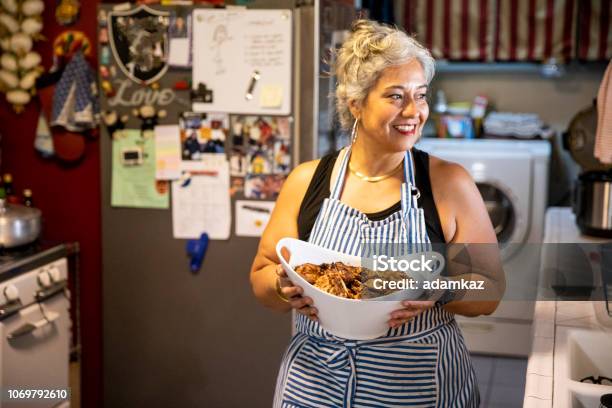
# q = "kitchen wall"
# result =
<box><xmin>433</xmin><ymin>65</ymin><xmax>606</xmax><ymax>132</ymax></box>
<box><xmin>0</xmin><ymin>3</ymin><xmax>102</xmax><ymax>408</ymax></box>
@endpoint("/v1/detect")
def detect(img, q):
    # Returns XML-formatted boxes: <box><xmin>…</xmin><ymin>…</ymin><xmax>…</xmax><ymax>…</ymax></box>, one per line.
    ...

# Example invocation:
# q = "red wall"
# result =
<box><xmin>0</xmin><ymin>3</ymin><xmax>102</xmax><ymax>407</ymax></box>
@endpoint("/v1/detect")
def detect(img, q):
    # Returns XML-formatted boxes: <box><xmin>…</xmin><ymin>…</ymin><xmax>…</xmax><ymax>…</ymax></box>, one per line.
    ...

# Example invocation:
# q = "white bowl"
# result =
<box><xmin>276</xmin><ymin>237</ymin><xmax>443</xmax><ymax>340</ymax></box>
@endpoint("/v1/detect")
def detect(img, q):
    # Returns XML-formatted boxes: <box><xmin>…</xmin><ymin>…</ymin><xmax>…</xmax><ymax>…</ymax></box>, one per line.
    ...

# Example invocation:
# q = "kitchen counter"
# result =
<box><xmin>524</xmin><ymin>208</ymin><xmax>612</xmax><ymax>407</ymax></box>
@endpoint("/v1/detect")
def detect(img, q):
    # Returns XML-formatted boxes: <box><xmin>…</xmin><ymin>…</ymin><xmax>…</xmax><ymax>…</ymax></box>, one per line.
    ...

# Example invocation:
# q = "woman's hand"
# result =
<box><xmin>388</xmin><ymin>300</ymin><xmax>435</xmax><ymax>328</ymax></box>
<box><xmin>276</xmin><ymin>265</ymin><xmax>319</xmax><ymax>322</ymax></box>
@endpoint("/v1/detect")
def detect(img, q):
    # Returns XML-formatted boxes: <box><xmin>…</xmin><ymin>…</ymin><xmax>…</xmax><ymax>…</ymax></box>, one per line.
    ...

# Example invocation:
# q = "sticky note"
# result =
<box><xmin>260</xmin><ymin>84</ymin><xmax>283</xmax><ymax>109</ymax></box>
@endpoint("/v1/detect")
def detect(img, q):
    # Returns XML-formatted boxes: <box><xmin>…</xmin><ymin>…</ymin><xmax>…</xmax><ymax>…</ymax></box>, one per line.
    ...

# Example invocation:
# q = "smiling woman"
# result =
<box><xmin>250</xmin><ymin>19</ymin><xmax>504</xmax><ymax>408</ymax></box>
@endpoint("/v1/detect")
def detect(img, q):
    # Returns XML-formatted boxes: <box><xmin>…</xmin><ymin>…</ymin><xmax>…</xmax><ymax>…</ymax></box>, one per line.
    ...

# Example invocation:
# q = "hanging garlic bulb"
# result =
<box><xmin>19</xmin><ymin>69</ymin><xmax>39</xmax><ymax>90</ymax></box>
<box><xmin>21</xmin><ymin>0</ymin><xmax>44</xmax><ymax>17</ymax></box>
<box><xmin>1</xmin><ymin>53</ymin><xmax>17</xmax><ymax>71</ymax></box>
<box><xmin>0</xmin><ymin>13</ymin><xmax>20</xmax><ymax>33</ymax></box>
<box><xmin>21</xmin><ymin>18</ymin><xmax>42</xmax><ymax>36</ymax></box>
<box><xmin>10</xmin><ymin>32</ymin><xmax>32</xmax><ymax>54</ymax></box>
<box><xmin>6</xmin><ymin>89</ymin><xmax>31</xmax><ymax>107</ymax></box>
<box><xmin>0</xmin><ymin>37</ymin><xmax>10</xmax><ymax>51</ymax></box>
<box><xmin>18</xmin><ymin>51</ymin><xmax>40</xmax><ymax>70</ymax></box>
<box><xmin>0</xmin><ymin>69</ymin><xmax>19</xmax><ymax>88</ymax></box>
<box><xmin>0</xmin><ymin>0</ymin><xmax>18</xmax><ymax>14</ymax></box>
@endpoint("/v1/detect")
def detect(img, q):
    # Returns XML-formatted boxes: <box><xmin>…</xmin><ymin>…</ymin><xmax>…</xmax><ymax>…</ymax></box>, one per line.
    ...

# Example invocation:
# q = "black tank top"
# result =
<box><xmin>297</xmin><ymin>148</ymin><xmax>445</xmax><ymax>243</ymax></box>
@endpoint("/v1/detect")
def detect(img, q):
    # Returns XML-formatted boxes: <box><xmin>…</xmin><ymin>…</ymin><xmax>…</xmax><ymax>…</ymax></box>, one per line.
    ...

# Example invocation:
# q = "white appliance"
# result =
<box><xmin>416</xmin><ymin>138</ymin><xmax>551</xmax><ymax>356</ymax></box>
<box><xmin>0</xmin><ymin>255</ymin><xmax>71</xmax><ymax>408</ymax></box>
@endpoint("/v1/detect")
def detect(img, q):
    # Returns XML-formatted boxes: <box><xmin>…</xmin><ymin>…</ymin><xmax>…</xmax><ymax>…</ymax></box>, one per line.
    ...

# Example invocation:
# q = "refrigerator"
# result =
<box><xmin>101</xmin><ymin>1</ymin><xmax>355</xmax><ymax>406</ymax></box>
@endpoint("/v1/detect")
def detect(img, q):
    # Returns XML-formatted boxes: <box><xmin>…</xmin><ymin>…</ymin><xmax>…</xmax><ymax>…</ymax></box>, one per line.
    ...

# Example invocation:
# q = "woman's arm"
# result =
<box><xmin>250</xmin><ymin>159</ymin><xmax>319</xmax><ymax>311</ymax></box>
<box><xmin>434</xmin><ymin>161</ymin><xmax>506</xmax><ymax>317</ymax></box>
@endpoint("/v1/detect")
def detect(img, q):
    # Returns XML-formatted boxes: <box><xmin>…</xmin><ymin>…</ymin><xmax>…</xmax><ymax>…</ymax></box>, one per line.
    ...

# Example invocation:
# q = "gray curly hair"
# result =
<box><xmin>333</xmin><ymin>19</ymin><xmax>435</xmax><ymax>131</ymax></box>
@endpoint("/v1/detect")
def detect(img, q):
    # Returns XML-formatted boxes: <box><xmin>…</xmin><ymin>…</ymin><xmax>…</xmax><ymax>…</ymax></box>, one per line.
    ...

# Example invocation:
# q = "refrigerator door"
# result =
<box><xmin>102</xmin><ymin>2</ymin><xmax>315</xmax><ymax>407</ymax></box>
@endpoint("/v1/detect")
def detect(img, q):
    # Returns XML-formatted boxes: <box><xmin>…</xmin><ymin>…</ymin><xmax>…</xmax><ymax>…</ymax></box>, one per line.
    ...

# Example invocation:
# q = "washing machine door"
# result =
<box><xmin>418</xmin><ymin>146</ymin><xmax>532</xmax><ymax>260</ymax></box>
<box><xmin>477</xmin><ymin>182</ymin><xmax>516</xmax><ymax>244</ymax></box>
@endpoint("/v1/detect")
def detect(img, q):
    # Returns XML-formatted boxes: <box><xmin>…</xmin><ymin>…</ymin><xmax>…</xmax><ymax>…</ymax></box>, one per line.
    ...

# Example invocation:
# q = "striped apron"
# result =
<box><xmin>274</xmin><ymin>147</ymin><xmax>480</xmax><ymax>408</ymax></box>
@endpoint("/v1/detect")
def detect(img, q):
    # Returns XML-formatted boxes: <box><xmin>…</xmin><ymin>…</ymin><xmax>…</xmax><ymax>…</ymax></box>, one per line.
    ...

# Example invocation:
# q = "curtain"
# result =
<box><xmin>402</xmin><ymin>0</ymin><xmax>494</xmax><ymax>61</ymax></box>
<box><xmin>577</xmin><ymin>0</ymin><xmax>611</xmax><ymax>61</ymax></box>
<box><xmin>397</xmin><ymin>0</ymin><xmax>609</xmax><ymax>62</ymax></box>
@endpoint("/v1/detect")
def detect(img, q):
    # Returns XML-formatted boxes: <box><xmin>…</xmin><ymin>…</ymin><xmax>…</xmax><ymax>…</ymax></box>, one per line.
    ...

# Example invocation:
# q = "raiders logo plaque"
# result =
<box><xmin>107</xmin><ymin>5</ymin><xmax>170</xmax><ymax>85</ymax></box>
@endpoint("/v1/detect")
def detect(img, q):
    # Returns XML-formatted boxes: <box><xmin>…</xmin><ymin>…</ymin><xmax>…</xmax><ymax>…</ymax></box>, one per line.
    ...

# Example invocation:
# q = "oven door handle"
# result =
<box><xmin>7</xmin><ymin>311</ymin><xmax>59</xmax><ymax>340</ymax></box>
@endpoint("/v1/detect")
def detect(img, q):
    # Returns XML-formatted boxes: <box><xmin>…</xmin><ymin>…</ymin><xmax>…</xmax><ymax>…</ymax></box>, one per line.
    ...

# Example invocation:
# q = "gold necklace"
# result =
<box><xmin>348</xmin><ymin>160</ymin><xmax>403</xmax><ymax>182</ymax></box>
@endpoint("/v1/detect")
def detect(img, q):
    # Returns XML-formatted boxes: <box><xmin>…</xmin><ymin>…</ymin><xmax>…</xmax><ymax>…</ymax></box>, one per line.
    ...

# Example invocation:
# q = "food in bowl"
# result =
<box><xmin>295</xmin><ymin>262</ymin><xmax>413</xmax><ymax>300</ymax></box>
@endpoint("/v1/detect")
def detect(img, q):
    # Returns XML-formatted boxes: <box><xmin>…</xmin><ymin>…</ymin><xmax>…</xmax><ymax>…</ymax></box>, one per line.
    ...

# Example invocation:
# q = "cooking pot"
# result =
<box><xmin>0</xmin><ymin>199</ymin><xmax>41</xmax><ymax>248</ymax></box>
<box><xmin>573</xmin><ymin>171</ymin><xmax>612</xmax><ymax>238</ymax></box>
<box><xmin>564</xmin><ymin>102</ymin><xmax>612</xmax><ymax>237</ymax></box>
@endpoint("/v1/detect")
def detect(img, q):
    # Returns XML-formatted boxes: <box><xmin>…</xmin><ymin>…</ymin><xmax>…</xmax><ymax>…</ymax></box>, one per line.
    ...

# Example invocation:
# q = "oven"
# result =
<box><xmin>0</xmin><ymin>257</ymin><xmax>70</xmax><ymax>408</ymax></box>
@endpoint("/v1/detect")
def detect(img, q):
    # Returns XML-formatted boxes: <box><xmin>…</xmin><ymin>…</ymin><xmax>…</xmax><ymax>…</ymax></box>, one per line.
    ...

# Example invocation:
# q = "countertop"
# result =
<box><xmin>524</xmin><ymin>207</ymin><xmax>612</xmax><ymax>407</ymax></box>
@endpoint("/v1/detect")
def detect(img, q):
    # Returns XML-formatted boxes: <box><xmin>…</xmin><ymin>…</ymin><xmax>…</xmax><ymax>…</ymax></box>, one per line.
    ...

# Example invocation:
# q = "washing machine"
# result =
<box><xmin>416</xmin><ymin>138</ymin><xmax>551</xmax><ymax>356</ymax></box>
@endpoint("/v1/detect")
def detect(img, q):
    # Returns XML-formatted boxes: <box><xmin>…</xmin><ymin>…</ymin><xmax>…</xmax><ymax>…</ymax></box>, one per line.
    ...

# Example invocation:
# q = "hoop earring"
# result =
<box><xmin>351</xmin><ymin>118</ymin><xmax>358</xmax><ymax>144</ymax></box>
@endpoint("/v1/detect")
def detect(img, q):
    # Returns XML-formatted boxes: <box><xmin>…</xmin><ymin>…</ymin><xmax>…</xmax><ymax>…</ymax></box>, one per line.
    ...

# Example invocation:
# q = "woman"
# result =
<box><xmin>251</xmin><ymin>20</ymin><xmax>503</xmax><ymax>407</ymax></box>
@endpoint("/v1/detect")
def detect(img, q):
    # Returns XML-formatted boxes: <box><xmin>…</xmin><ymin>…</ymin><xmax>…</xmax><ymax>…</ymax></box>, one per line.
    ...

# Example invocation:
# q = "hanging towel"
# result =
<box><xmin>34</xmin><ymin>110</ymin><xmax>54</xmax><ymax>157</ymax></box>
<box><xmin>51</xmin><ymin>51</ymin><xmax>100</xmax><ymax>132</ymax></box>
<box><xmin>594</xmin><ymin>60</ymin><xmax>612</xmax><ymax>163</ymax></box>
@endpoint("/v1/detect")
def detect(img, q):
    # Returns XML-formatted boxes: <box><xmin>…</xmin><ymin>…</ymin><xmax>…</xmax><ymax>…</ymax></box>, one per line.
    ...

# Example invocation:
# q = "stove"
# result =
<box><xmin>0</xmin><ymin>242</ymin><xmax>73</xmax><ymax>407</ymax></box>
<box><xmin>0</xmin><ymin>241</ymin><xmax>74</xmax><ymax>276</ymax></box>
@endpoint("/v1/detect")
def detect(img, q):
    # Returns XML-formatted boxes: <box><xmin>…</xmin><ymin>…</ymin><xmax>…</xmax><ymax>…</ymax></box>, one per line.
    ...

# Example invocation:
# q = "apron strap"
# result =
<box><xmin>330</xmin><ymin>146</ymin><xmax>352</xmax><ymax>200</ymax></box>
<box><xmin>405</xmin><ymin>148</ymin><xmax>417</xmax><ymax>186</ymax></box>
<box><xmin>401</xmin><ymin>150</ymin><xmax>420</xmax><ymax>211</ymax></box>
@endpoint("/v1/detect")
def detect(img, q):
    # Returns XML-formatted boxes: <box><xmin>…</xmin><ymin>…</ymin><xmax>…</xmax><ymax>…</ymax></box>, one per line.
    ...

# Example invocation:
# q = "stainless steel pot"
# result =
<box><xmin>0</xmin><ymin>199</ymin><xmax>41</xmax><ymax>248</ymax></box>
<box><xmin>573</xmin><ymin>171</ymin><xmax>612</xmax><ymax>238</ymax></box>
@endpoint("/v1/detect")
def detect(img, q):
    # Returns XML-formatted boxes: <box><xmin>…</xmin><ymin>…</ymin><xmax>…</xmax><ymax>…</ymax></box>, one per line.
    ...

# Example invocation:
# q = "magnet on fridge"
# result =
<box><xmin>155</xmin><ymin>180</ymin><xmax>168</xmax><ymax>195</ymax></box>
<box><xmin>179</xmin><ymin>172</ymin><xmax>192</xmax><ymax>187</ymax></box>
<box><xmin>101</xmin><ymin>46</ymin><xmax>111</xmax><ymax>65</ymax></box>
<box><xmin>99</xmin><ymin>65</ymin><xmax>110</xmax><ymax>78</ymax></box>
<box><xmin>245</xmin><ymin>70</ymin><xmax>260</xmax><ymax>101</ymax></box>
<box><xmin>120</xmin><ymin>147</ymin><xmax>143</xmax><ymax>166</ymax></box>
<box><xmin>186</xmin><ymin>232</ymin><xmax>209</xmax><ymax>273</ymax></box>
<box><xmin>191</xmin><ymin>82</ymin><xmax>213</xmax><ymax>103</ymax></box>
<box><xmin>99</xmin><ymin>27</ymin><xmax>109</xmax><ymax>44</ymax></box>
<box><xmin>98</xmin><ymin>9</ymin><xmax>107</xmax><ymax>26</ymax></box>
<box><xmin>101</xmin><ymin>80</ymin><xmax>114</xmax><ymax>96</ymax></box>
<box><xmin>173</xmin><ymin>79</ymin><xmax>189</xmax><ymax>90</ymax></box>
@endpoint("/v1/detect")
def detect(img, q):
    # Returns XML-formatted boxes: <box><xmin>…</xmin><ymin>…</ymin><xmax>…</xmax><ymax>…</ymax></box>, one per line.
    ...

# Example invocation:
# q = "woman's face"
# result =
<box><xmin>353</xmin><ymin>59</ymin><xmax>429</xmax><ymax>152</ymax></box>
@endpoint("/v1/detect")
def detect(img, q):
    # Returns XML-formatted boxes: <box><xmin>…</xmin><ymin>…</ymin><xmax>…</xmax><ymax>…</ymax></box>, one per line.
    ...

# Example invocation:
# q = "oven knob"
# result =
<box><xmin>48</xmin><ymin>266</ymin><xmax>62</xmax><ymax>282</ymax></box>
<box><xmin>3</xmin><ymin>284</ymin><xmax>19</xmax><ymax>302</ymax></box>
<box><xmin>37</xmin><ymin>272</ymin><xmax>52</xmax><ymax>288</ymax></box>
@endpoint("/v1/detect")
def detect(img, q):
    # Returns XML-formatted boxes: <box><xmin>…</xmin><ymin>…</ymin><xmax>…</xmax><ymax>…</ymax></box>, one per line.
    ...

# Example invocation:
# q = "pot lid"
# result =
<box><xmin>0</xmin><ymin>199</ymin><xmax>41</xmax><ymax>220</ymax></box>
<box><xmin>566</xmin><ymin>104</ymin><xmax>612</xmax><ymax>171</ymax></box>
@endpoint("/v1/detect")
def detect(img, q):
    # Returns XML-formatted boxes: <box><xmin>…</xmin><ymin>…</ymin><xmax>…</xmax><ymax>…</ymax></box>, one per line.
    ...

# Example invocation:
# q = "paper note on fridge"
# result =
<box><xmin>171</xmin><ymin>160</ymin><xmax>231</xmax><ymax>240</ymax></box>
<box><xmin>154</xmin><ymin>125</ymin><xmax>182</xmax><ymax>180</ymax></box>
<box><xmin>235</xmin><ymin>200</ymin><xmax>275</xmax><ymax>237</ymax></box>
<box><xmin>260</xmin><ymin>84</ymin><xmax>283</xmax><ymax>108</ymax></box>
<box><xmin>111</xmin><ymin>129</ymin><xmax>169</xmax><ymax>209</ymax></box>
<box><xmin>169</xmin><ymin>38</ymin><xmax>190</xmax><ymax>67</ymax></box>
